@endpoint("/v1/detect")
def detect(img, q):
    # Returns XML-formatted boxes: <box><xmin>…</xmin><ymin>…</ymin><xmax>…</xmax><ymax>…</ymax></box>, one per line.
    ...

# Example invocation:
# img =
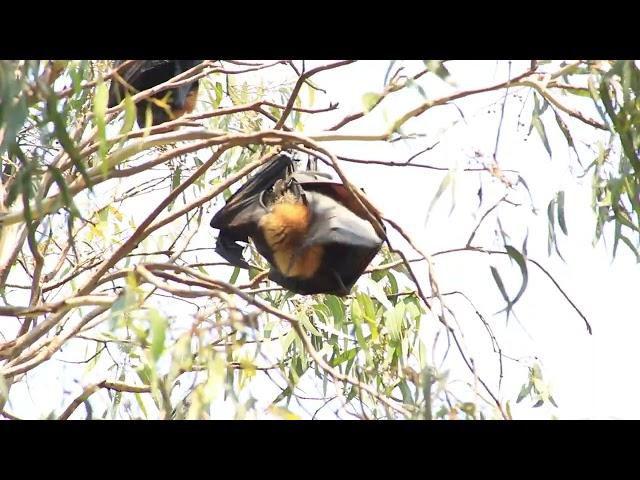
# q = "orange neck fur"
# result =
<box><xmin>259</xmin><ymin>198</ymin><xmax>323</xmax><ymax>279</ymax></box>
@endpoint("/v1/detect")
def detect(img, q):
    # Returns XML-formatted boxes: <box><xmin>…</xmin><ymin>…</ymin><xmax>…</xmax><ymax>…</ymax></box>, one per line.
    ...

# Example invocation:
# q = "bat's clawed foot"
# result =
<box><xmin>262</xmin><ymin>178</ymin><xmax>308</xmax><ymax>210</ymax></box>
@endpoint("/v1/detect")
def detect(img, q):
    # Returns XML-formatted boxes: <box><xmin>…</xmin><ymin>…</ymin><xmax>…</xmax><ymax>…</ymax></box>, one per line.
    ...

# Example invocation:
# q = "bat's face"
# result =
<box><xmin>210</xmin><ymin>154</ymin><xmax>385</xmax><ymax>296</ymax></box>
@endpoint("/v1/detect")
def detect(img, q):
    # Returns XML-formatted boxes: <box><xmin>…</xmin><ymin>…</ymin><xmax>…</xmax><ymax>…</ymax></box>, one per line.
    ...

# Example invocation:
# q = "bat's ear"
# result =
<box><xmin>306</xmin><ymin>155</ymin><xmax>318</xmax><ymax>172</ymax></box>
<box><xmin>287</xmin><ymin>178</ymin><xmax>307</xmax><ymax>205</ymax></box>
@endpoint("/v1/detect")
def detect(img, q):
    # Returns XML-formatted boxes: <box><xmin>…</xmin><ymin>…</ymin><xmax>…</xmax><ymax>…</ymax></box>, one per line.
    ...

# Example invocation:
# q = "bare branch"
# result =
<box><xmin>274</xmin><ymin>61</ymin><xmax>355</xmax><ymax>130</ymax></box>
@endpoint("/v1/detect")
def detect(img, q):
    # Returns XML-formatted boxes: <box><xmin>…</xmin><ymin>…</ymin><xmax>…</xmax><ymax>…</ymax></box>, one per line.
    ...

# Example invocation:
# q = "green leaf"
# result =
<box><xmin>460</xmin><ymin>402</ymin><xmax>476</xmax><ymax>417</ymax></box>
<box><xmin>386</xmin><ymin>271</ymin><xmax>398</xmax><ymax>296</ymax></box>
<box><xmin>614</xmin><ymin>209</ymin><xmax>640</xmax><ymax>233</ymax></box>
<box><xmin>48</xmin><ymin>166</ymin><xmax>80</xmax><ymax>217</ymax></box>
<box><xmin>588</xmin><ymin>75</ymin><xmax>611</xmax><ymax>126</ymax></box>
<box><xmin>364</xmin><ymin>278</ymin><xmax>392</xmax><ymax>311</ymax></box>
<box><xmin>312</xmin><ymin>304</ymin><xmax>330</xmax><ymax>326</ymax></box>
<box><xmin>168</xmin><ymin>166</ymin><xmax>182</xmax><ymax>211</ymax></box>
<box><xmin>357</xmin><ymin>291</ymin><xmax>379</xmax><ymax>341</ymax></box>
<box><xmin>267</xmin><ymin>405</ymin><xmax>301</xmax><ymax>420</ymax></box>
<box><xmin>69</xmin><ymin>61</ymin><xmax>88</xmax><ymax>95</ymax></box>
<box><xmin>490</xmin><ymin>266</ymin><xmax>509</xmax><ymax>305</ymax></box>
<box><xmin>272</xmin><ymin>387</ymin><xmax>293</xmax><ymax>405</ymax></box>
<box><xmin>613</xmin><ymin>219</ymin><xmax>622</xmax><ymax>258</ymax></box>
<box><xmin>362</xmin><ymin>92</ymin><xmax>381</xmax><ymax>113</ymax></box>
<box><xmin>557</xmin><ymin>190</ymin><xmax>568</xmax><ymax>235</ymax></box>
<box><xmin>618</xmin><ymin>234</ymin><xmax>640</xmax><ymax>262</ymax></box>
<box><xmin>325</xmin><ymin>295</ymin><xmax>344</xmax><ymax>328</ymax></box>
<box><xmin>384</xmin><ymin>302</ymin><xmax>405</xmax><ymax>341</ymax></box>
<box><xmin>350</xmin><ymin>301</ymin><xmax>368</xmax><ymax>351</ymax></box>
<box><xmin>98</xmin><ymin>207</ymin><xmax>109</xmax><ymax>223</ymax></box>
<box><xmin>46</xmin><ymin>93</ymin><xmax>91</xmax><ymax>188</ymax></box>
<box><xmin>229</xmin><ymin>266</ymin><xmax>240</xmax><ymax>285</ymax></box>
<box><xmin>136</xmin><ymin>364</ymin><xmax>152</xmax><ymax>385</ymax></box>
<box><xmin>305</xmin><ymin>81</ymin><xmax>316</xmax><ymax>107</ymax></box>
<box><xmin>405</xmin><ymin>78</ymin><xmax>427</xmax><ymax>99</ymax></box>
<box><xmin>398</xmin><ymin>380</ymin><xmax>413</xmax><ymax>404</ymax></box>
<box><xmin>280</xmin><ymin>329</ymin><xmax>297</xmax><ymax>354</ymax></box>
<box><xmin>344</xmin><ymin>353</ymin><xmax>359</xmax><ymax>376</ymax></box>
<box><xmin>531</xmin><ymin>95</ymin><xmax>552</xmax><ymax>159</ymax></box>
<box><xmin>425</xmin><ymin>170</ymin><xmax>454</xmax><ymax>226</ymax></box>
<box><xmin>564</xmin><ymin>87</ymin><xmax>592</xmax><ymax>98</ymax></box>
<box><xmin>547</xmin><ymin>197</ymin><xmax>565</xmax><ymax>261</ymax></box>
<box><xmin>532</xmin><ymin>363</ymin><xmax>543</xmax><ymax>379</ymax></box>
<box><xmin>322</xmin><ymin>371</ymin><xmax>329</xmax><ymax>397</ymax></box>
<box><xmin>149</xmin><ymin>309</ymin><xmax>167</xmax><ymax>362</ymax></box>
<box><xmin>600</xmin><ymin>77</ymin><xmax>640</xmax><ymax>173</ymax></box>
<box><xmin>119</xmin><ymin>94</ymin><xmax>136</xmax><ymax>135</ymax></box>
<box><xmin>331</xmin><ymin>348</ymin><xmax>358</xmax><ymax>367</ymax></box>
<box><xmin>516</xmin><ymin>382</ymin><xmax>531</xmax><ymax>403</ymax></box>
<box><xmin>20</xmin><ymin>167</ymin><xmax>33</xmax><ymax>225</ymax></box>
<box><xmin>552</xmin><ymin>111</ymin><xmax>573</xmax><ymax>150</ymax></box>
<box><xmin>356</xmin><ymin>292</ymin><xmax>376</xmax><ymax>321</ymax></box>
<box><xmin>505</xmin><ymin>400</ymin><xmax>513</xmax><ymax>419</ymax></box>
<box><xmin>0</xmin><ymin>62</ymin><xmax>34</xmax><ymax>150</ymax></box>
<box><xmin>346</xmin><ymin>386</ymin><xmax>358</xmax><ymax>402</ymax></box>
<box><xmin>423</xmin><ymin>60</ymin><xmax>454</xmax><ymax>85</ymax></box>
<box><xmin>383</xmin><ymin>60</ymin><xmax>397</xmax><ymax>86</ymax></box>
<box><xmin>298</xmin><ymin>313</ymin><xmax>322</xmax><ymax>337</ymax></box>
<box><xmin>240</xmin><ymin>81</ymin><xmax>249</xmax><ymax>103</ymax></box>
<box><xmin>516</xmin><ymin>175</ymin><xmax>536</xmax><ymax>208</ymax></box>
<box><xmin>134</xmin><ymin>392</ymin><xmax>149</xmax><ymax>419</ymax></box>
<box><xmin>504</xmin><ymin>245</ymin><xmax>528</xmax><ymax>305</ymax></box>
<box><xmin>214</xmin><ymin>82</ymin><xmax>224</xmax><ymax>108</ymax></box>
<box><xmin>6</xmin><ymin>145</ymin><xmax>30</xmax><ymax>207</ymax></box>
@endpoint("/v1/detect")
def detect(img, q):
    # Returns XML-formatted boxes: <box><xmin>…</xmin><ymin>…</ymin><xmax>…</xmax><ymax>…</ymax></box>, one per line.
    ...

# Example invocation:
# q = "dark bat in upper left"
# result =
<box><xmin>108</xmin><ymin>60</ymin><xmax>203</xmax><ymax>127</ymax></box>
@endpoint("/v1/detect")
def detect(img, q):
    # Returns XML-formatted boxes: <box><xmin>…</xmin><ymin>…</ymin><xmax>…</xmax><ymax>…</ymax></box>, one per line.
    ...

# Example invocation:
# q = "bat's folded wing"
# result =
<box><xmin>302</xmin><ymin>193</ymin><xmax>383</xmax><ymax>250</ymax></box>
<box><xmin>210</xmin><ymin>154</ymin><xmax>297</xmax><ymax>268</ymax></box>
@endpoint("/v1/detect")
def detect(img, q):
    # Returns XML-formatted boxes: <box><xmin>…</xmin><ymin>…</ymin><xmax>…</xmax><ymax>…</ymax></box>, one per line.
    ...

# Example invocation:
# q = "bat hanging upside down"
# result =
<box><xmin>209</xmin><ymin>154</ymin><xmax>386</xmax><ymax>295</ymax></box>
<box><xmin>108</xmin><ymin>60</ymin><xmax>203</xmax><ymax>127</ymax></box>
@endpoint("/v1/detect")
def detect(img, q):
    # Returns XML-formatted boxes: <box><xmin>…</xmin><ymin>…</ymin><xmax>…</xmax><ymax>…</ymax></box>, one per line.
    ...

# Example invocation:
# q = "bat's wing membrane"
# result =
<box><xmin>302</xmin><ymin>193</ymin><xmax>382</xmax><ymax>250</ymax></box>
<box><xmin>210</xmin><ymin>154</ymin><xmax>297</xmax><ymax>268</ymax></box>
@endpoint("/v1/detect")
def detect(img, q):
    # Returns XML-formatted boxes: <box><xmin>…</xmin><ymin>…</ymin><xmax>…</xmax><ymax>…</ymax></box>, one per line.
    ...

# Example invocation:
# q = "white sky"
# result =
<box><xmin>285</xmin><ymin>60</ymin><xmax>639</xmax><ymax>419</ymax></box>
<box><xmin>3</xmin><ymin>60</ymin><xmax>638</xmax><ymax>420</ymax></box>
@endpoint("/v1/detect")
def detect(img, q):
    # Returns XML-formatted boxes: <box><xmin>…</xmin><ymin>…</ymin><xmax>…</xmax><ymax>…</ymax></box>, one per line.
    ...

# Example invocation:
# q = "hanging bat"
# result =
<box><xmin>210</xmin><ymin>153</ymin><xmax>385</xmax><ymax>295</ymax></box>
<box><xmin>108</xmin><ymin>60</ymin><xmax>203</xmax><ymax>127</ymax></box>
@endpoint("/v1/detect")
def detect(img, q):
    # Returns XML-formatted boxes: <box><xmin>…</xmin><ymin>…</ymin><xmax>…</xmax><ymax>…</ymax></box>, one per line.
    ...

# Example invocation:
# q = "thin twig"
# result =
<box><xmin>274</xmin><ymin>61</ymin><xmax>355</xmax><ymax>130</ymax></box>
<box><xmin>466</xmin><ymin>194</ymin><xmax>508</xmax><ymax>246</ymax></box>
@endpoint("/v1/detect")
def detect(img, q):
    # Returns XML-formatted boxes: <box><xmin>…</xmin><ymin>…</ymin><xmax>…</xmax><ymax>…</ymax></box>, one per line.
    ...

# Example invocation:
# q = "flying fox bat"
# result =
<box><xmin>209</xmin><ymin>154</ymin><xmax>385</xmax><ymax>296</ymax></box>
<box><xmin>108</xmin><ymin>60</ymin><xmax>202</xmax><ymax>127</ymax></box>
